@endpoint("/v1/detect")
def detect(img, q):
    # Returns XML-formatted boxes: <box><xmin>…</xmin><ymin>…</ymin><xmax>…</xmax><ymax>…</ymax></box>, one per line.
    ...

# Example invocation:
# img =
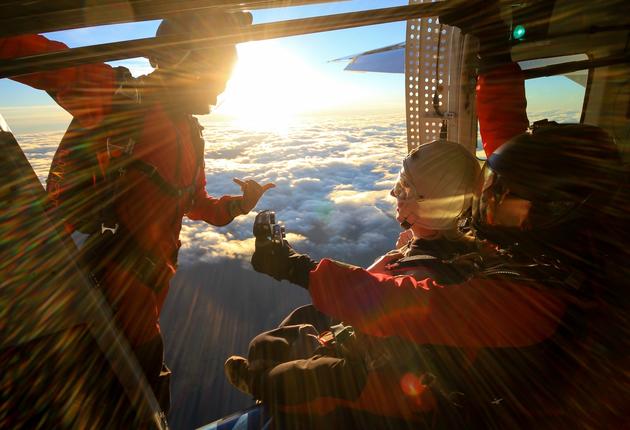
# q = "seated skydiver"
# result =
<box><xmin>224</xmin><ymin>139</ymin><xmax>483</xmax><ymax>426</ymax></box>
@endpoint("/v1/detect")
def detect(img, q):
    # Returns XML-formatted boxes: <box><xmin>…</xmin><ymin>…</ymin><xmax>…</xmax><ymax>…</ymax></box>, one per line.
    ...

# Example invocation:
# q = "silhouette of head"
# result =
<box><xmin>151</xmin><ymin>11</ymin><xmax>252</xmax><ymax>114</ymax></box>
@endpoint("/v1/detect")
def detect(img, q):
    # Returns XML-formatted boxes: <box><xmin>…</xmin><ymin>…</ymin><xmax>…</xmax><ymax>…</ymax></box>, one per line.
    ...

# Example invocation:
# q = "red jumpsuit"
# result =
<box><xmin>1</xmin><ymin>35</ymin><xmax>243</xmax><ymax>393</ymax></box>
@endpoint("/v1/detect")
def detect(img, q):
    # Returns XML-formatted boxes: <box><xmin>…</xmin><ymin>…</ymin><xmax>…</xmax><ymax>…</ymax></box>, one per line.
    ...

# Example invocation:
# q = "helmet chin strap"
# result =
<box><xmin>397</xmin><ymin>205</ymin><xmax>417</xmax><ymax>230</ymax></box>
<box><xmin>400</xmin><ymin>219</ymin><xmax>413</xmax><ymax>230</ymax></box>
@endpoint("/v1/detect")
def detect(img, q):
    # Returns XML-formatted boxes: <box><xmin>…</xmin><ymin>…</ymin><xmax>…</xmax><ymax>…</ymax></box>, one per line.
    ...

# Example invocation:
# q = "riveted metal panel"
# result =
<box><xmin>406</xmin><ymin>0</ymin><xmax>462</xmax><ymax>152</ymax></box>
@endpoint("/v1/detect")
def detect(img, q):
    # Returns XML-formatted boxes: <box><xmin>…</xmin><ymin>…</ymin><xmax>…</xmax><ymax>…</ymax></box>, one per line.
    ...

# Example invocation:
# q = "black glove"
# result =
<box><xmin>251</xmin><ymin>240</ymin><xmax>318</xmax><ymax>289</ymax></box>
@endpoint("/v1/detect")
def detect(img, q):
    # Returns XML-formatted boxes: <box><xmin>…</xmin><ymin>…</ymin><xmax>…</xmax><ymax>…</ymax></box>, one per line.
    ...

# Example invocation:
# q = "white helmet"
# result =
<box><xmin>392</xmin><ymin>140</ymin><xmax>481</xmax><ymax>231</ymax></box>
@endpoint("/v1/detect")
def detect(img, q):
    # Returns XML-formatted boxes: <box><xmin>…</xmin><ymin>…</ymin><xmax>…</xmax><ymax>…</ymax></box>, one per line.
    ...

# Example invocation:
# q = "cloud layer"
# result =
<box><xmin>186</xmin><ymin>113</ymin><xmax>407</xmax><ymax>267</ymax></box>
<box><xmin>18</xmin><ymin>113</ymin><xmax>408</xmax><ymax>268</ymax></box>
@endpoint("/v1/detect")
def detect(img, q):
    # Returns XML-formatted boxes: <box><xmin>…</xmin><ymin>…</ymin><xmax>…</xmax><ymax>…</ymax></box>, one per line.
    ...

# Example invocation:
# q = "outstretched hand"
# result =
<box><xmin>234</xmin><ymin>178</ymin><xmax>275</xmax><ymax>214</ymax></box>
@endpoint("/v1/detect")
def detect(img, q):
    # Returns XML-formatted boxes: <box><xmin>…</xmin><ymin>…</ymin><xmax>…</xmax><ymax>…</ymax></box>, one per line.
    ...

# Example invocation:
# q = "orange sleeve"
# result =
<box><xmin>309</xmin><ymin>259</ymin><xmax>566</xmax><ymax>348</ymax></box>
<box><xmin>0</xmin><ymin>34</ymin><xmax>116</xmax><ymax>128</ymax></box>
<box><xmin>186</xmin><ymin>166</ymin><xmax>242</xmax><ymax>226</ymax></box>
<box><xmin>476</xmin><ymin>63</ymin><xmax>529</xmax><ymax>157</ymax></box>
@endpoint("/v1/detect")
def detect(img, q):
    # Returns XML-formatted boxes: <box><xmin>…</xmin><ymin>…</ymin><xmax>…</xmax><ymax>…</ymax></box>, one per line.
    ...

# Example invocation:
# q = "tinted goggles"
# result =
<box><xmin>390</xmin><ymin>168</ymin><xmax>423</xmax><ymax>201</ymax></box>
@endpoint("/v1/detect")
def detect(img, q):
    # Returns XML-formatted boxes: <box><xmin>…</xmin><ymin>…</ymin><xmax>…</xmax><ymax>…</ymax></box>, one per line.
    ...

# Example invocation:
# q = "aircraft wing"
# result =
<box><xmin>333</xmin><ymin>44</ymin><xmax>590</xmax><ymax>86</ymax></box>
<box><xmin>330</xmin><ymin>42</ymin><xmax>405</xmax><ymax>73</ymax></box>
<box><xmin>561</xmin><ymin>71</ymin><xmax>588</xmax><ymax>88</ymax></box>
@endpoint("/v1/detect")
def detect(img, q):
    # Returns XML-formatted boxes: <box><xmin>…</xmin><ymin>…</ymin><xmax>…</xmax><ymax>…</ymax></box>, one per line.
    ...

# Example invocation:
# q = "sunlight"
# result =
<box><xmin>215</xmin><ymin>42</ymin><xmax>316</xmax><ymax>133</ymax></box>
<box><xmin>214</xmin><ymin>41</ymin><xmax>360</xmax><ymax>133</ymax></box>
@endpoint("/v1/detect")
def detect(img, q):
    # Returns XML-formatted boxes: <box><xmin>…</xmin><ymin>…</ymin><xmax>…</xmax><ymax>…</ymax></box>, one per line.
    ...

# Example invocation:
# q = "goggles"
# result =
<box><xmin>474</xmin><ymin>163</ymin><xmax>534</xmax><ymax>228</ymax></box>
<box><xmin>473</xmin><ymin>163</ymin><xmax>577</xmax><ymax>231</ymax></box>
<box><xmin>390</xmin><ymin>168</ymin><xmax>424</xmax><ymax>202</ymax></box>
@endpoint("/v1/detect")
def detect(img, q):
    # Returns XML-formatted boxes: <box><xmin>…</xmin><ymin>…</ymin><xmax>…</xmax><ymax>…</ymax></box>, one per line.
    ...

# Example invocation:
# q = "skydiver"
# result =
<box><xmin>245</xmin><ymin>121</ymin><xmax>625</xmax><ymax>430</ymax></box>
<box><xmin>0</xmin><ymin>11</ymin><xmax>275</xmax><ymax>415</ymax></box>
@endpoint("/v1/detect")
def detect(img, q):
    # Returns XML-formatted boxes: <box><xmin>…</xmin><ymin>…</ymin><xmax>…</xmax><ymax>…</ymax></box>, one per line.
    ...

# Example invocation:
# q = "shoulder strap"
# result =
<box><xmin>389</xmin><ymin>254</ymin><xmax>441</xmax><ymax>267</ymax></box>
<box><xmin>188</xmin><ymin>115</ymin><xmax>205</xmax><ymax>181</ymax></box>
<box><xmin>96</xmin><ymin>72</ymin><xmax>146</xmax><ymax>234</ymax></box>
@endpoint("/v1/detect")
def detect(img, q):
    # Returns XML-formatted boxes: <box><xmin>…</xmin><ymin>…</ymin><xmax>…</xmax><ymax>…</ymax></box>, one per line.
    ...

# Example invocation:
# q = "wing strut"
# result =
<box><xmin>0</xmin><ymin>0</ymin><xmax>343</xmax><ymax>38</ymax></box>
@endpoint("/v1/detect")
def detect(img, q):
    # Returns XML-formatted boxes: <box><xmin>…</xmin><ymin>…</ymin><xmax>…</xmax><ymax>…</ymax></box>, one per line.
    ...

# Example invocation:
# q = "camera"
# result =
<box><xmin>253</xmin><ymin>210</ymin><xmax>286</xmax><ymax>245</ymax></box>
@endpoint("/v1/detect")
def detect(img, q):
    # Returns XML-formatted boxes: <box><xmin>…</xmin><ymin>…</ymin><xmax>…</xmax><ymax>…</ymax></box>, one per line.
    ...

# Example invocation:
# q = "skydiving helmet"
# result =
<box><xmin>472</xmin><ymin>123</ymin><xmax>623</xmax><ymax>249</ymax></box>
<box><xmin>151</xmin><ymin>10</ymin><xmax>252</xmax><ymax>76</ymax></box>
<box><xmin>391</xmin><ymin>140</ymin><xmax>481</xmax><ymax>231</ymax></box>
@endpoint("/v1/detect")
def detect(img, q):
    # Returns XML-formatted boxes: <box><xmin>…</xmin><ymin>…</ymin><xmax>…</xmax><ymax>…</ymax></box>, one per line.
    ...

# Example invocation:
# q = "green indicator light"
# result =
<box><xmin>513</xmin><ymin>25</ymin><xmax>526</xmax><ymax>40</ymax></box>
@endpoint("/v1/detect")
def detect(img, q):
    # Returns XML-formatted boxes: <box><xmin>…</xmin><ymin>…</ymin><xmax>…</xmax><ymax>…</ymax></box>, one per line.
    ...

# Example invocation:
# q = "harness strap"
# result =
<box><xmin>387</xmin><ymin>254</ymin><xmax>440</xmax><ymax>267</ymax></box>
<box><xmin>128</xmin><ymin>159</ymin><xmax>196</xmax><ymax>199</ymax></box>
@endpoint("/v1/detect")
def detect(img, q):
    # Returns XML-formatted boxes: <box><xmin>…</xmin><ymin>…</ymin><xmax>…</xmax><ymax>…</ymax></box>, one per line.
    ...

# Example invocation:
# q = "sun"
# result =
<box><xmin>213</xmin><ymin>41</ymin><xmax>332</xmax><ymax>132</ymax></box>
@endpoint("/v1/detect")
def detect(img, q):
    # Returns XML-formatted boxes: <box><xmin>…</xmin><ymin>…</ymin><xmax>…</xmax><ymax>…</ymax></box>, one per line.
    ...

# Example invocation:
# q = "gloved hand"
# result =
<box><xmin>251</xmin><ymin>239</ymin><xmax>318</xmax><ymax>289</ymax></box>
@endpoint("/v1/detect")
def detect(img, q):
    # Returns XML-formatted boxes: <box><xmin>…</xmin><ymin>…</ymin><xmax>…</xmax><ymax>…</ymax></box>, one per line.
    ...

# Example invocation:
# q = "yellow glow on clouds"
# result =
<box><xmin>214</xmin><ymin>41</ymin><xmax>368</xmax><ymax>133</ymax></box>
<box><xmin>329</xmin><ymin>187</ymin><xmax>389</xmax><ymax>206</ymax></box>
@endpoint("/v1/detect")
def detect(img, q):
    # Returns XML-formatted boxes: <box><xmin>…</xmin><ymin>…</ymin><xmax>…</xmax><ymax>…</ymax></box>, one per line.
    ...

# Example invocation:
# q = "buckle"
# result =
<box><xmin>101</xmin><ymin>222</ymin><xmax>119</xmax><ymax>235</ymax></box>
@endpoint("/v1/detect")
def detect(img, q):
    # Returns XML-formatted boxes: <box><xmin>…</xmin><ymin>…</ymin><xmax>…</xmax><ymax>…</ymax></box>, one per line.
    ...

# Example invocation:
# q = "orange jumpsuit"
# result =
<box><xmin>1</xmin><ymin>35</ymin><xmax>243</xmax><ymax>407</ymax></box>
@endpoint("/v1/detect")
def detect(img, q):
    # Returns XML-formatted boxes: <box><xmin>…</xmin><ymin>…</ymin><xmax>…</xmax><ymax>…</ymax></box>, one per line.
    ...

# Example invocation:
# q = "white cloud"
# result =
<box><xmin>15</xmin><ymin>107</ymin><xmax>589</xmax><ymax>269</ymax></box>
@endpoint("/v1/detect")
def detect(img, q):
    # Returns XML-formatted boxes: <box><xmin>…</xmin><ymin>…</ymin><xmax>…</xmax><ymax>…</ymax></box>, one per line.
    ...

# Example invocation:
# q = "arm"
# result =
<box><xmin>187</xmin><ymin>172</ymin><xmax>275</xmax><ymax>226</ymax></box>
<box><xmin>438</xmin><ymin>0</ymin><xmax>529</xmax><ymax>156</ymax></box>
<box><xmin>308</xmin><ymin>259</ymin><xmax>566</xmax><ymax>348</ymax></box>
<box><xmin>0</xmin><ymin>34</ymin><xmax>116</xmax><ymax>127</ymax></box>
<box><xmin>476</xmin><ymin>63</ymin><xmax>529</xmax><ymax>157</ymax></box>
<box><xmin>186</xmin><ymin>170</ymin><xmax>243</xmax><ymax>226</ymax></box>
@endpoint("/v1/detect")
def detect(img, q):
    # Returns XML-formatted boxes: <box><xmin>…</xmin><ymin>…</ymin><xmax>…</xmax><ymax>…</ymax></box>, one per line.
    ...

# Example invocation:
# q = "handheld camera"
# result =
<box><xmin>253</xmin><ymin>210</ymin><xmax>286</xmax><ymax>246</ymax></box>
